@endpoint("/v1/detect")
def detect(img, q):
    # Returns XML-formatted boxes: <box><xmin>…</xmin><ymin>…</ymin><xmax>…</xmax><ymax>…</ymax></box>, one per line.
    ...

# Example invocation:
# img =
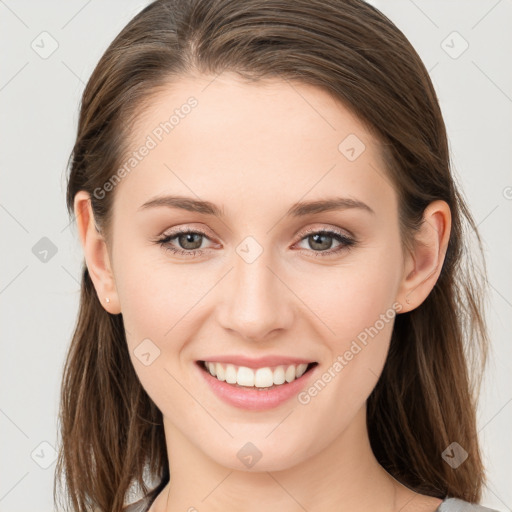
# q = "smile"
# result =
<box><xmin>201</xmin><ymin>360</ymin><xmax>317</xmax><ymax>389</ymax></box>
<box><xmin>196</xmin><ymin>360</ymin><xmax>319</xmax><ymax>411</ymax></box>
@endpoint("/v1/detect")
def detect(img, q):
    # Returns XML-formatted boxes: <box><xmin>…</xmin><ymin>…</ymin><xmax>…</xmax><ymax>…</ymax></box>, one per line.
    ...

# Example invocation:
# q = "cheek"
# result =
<box><xmin>291</xmin><ymin>245</ymin><xmax>401</xmax><ymax>401</ymax></box>
<box><xmin>294</xmin><ymin>255</ymin><xmax>401</xmax><ymax>345</ymax></box>
<box><xmin>310</xmin><ymin>272</ymin><xmax>396</xmax><ymax>393</ymax></box>
<box><xmin>114</xmin><ymin>246</ymin><xmax>201</xmax><ymax>340</ymax></box>
<box><xmin>114</xmin><ymin>251</ymin><xmax>202</xmax><ymax>413</ymax></box>
<box><xmin>295</xmin><ymin>274</ymin><xmax>398</xmax><ymax>435</ymax></box>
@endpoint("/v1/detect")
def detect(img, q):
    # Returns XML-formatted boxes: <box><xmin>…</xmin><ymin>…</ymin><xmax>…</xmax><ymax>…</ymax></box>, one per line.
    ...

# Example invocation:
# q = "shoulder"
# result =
<box><xmin>438</xmin><ymin>498</ymin><xmax>502</xmax><ymax>512</ymax></box>
<box><xmin>123</xmin><ymin>494</ymin><xmax>153</xmax><ymax>512</ymax></box>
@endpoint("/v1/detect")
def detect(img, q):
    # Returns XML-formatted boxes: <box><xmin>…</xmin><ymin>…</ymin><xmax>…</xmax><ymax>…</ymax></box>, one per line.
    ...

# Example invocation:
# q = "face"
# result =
<box><xmin>108</xmin><ymin>72</ymin><xmax>406</xmax><ymax>471</ymax></box>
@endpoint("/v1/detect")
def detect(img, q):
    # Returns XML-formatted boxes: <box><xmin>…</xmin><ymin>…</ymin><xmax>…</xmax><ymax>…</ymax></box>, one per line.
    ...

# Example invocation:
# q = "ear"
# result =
<box><xmin>73</xmin><ymin>190</ymin><xmax>121</xmax><ymax>314</ymax></box>
<box><xmin>396</xmin><ymin>200</ymin><xmax>451</xmax><ymax>313</ymax></box>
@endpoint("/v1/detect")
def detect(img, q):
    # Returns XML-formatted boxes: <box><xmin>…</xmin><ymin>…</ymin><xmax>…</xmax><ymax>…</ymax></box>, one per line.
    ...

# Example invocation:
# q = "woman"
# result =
<box><xmin>55</xmin><ymin>1</ymin><xmax>500</xmax><ymax>511</ymax></box>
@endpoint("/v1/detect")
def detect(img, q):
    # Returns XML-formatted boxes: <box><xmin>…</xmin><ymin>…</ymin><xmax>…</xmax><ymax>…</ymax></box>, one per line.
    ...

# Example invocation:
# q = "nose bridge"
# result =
<box><xmin>217</xmin><ymin>238</ymin><xmax>292</xmax><ymax>341</ymax></box>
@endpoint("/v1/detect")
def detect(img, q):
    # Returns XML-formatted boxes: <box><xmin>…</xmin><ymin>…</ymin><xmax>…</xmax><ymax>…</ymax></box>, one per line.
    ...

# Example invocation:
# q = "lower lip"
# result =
<box><xmin>196</xmin><ymin>361</ymin><xmax>318</xmax><ymax>411</ymax></box>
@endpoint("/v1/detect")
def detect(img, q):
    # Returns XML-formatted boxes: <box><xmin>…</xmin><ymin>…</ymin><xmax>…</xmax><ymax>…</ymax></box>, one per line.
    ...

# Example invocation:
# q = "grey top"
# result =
<box><xmin>124</xmin><ymin>495</ymin><xmax>501</xmax><ymax>512</ymax></box>
<box><xmin>437</xmin><ymin>499</ymin><xmax>500</xmax><ymax>512</ymax></box>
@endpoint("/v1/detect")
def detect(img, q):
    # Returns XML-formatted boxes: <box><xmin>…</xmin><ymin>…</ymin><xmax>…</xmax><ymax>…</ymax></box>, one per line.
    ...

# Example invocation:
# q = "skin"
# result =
<box><xmin>74</xmin><ymin>72</ymin><xmax>451</xmax><ymax>512</ymax></box>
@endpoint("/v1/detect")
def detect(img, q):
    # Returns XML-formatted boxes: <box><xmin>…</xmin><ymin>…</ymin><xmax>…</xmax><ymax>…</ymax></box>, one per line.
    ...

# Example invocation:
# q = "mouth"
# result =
<box><xmin>196</xmin><ymin>360</ymin><xmax>319</xmax><ymax>390</ymax></box>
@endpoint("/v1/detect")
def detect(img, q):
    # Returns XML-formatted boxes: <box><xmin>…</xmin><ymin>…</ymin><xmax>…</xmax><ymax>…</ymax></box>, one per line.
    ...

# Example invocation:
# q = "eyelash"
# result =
<box><xmin>154</xmin><ymin>226</ymin><xmax>357</xmax><ymax>259</ymax></box>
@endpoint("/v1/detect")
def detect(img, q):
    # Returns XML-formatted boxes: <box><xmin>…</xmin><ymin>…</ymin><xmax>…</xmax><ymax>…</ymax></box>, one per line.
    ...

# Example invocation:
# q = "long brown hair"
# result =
<box><xmin>55</xmin><ymin>0</ymin><xmax>491</xmax><ymax>510</ymax></box>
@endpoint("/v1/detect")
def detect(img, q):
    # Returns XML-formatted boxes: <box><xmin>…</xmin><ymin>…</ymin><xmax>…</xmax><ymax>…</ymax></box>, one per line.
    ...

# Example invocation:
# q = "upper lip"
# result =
<box><xmin>198</xmin><ymin>355</ymin><xmax>317</xmax><ymax>369</ymax></box>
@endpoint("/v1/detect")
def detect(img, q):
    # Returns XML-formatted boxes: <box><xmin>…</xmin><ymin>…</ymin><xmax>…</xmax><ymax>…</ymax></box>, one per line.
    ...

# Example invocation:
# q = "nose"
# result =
<box><xmin>216</xmin><ymin>248</ymin><xmax>295</xmax><ymax>342</ymax></box>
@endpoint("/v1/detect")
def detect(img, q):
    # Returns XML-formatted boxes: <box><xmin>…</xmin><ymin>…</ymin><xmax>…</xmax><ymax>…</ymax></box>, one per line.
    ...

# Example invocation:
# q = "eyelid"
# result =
<box><xmin>155</xmin><ymin>222</ymin><xmax>358</xmax><ymax>260</ymax></box>
<box><xmin>159</xmin><ymin>224</ymin><xmax>211</xmax><ymax>238</ymax></box>
<box><xmin>158</xmin><ymin>223</ymin><xmax>353</xmax><ymax>245</ymax></box>
<box><xmin>294</xmin><ymin>223</ymin><xmax>354</xmax><ymax>241</ymax></box>
<box><xmin>157</xmin><ymin>224</ymin><xmax>216</xmax><ymax>245</ymax></box>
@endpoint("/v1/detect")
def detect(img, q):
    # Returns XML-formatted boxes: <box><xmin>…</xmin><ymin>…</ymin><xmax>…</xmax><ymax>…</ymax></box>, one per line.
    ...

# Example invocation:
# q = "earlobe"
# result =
<box><xmin>396</xmin><ymin>200</ymin><xmax>451</xmax><ymax>313</ymax></box>
<box><xmin>73</xmin><ymin>191</ymin><xmax>121</xmax><ymax>314</ymax></box>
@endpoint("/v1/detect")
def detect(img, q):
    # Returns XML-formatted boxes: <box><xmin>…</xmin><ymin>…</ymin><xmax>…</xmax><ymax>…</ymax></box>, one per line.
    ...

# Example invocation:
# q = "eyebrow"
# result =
<box><xmin>138</xmin><ymin>195</ymin><xmax>375</xmax><ymax>217</ymax></box>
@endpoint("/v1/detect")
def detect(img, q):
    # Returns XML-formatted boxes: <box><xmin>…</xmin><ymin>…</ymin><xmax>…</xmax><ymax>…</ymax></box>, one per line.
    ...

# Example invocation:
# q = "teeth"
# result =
<box><xmin>238</xmin><ymin>366</ymin><xmax>255</xmax><ymax>386</ymax></box>
<box><xmin>254</xmin><ymin>368</ymin><xmax>273</xmax><ymax>388</ymax></box>
<box><xmin>216</xmin><ymin>363</ymin><xmax>225</xmax><ymax>381</ymax></box>
<box><xmin>297</xmin><ymin>363</ymin><xmax>309</xmax><ymax>378</ymax></box>
<box><xmin>203</xmin><ymin>361</ymin><xmax>311</xmax><ymax>388</ymax></box>
<box><xmin>225</xmin><ymin>364</ymin><xmax>237</xmax><ymax>384</ymax></box>
<box><xmin>207</xmin><ymin>362</ymin><xmax>216</xmax><ymax>376</ymax></box>
<box><xmin>285</xmin><ymin>365</ymin><xmax>296</xmax><ymax>383</ymax></box>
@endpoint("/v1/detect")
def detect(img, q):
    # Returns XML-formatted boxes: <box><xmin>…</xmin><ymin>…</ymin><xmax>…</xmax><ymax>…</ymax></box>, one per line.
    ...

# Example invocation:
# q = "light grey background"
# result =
<box><xmin>0</xmin><ymin>1</ymin><xmax>511</xmax><ymax>511</ymax></box>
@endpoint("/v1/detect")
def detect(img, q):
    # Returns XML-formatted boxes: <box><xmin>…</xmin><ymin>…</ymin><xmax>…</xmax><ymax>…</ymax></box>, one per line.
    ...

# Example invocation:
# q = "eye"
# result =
<box><xmin>293</xmin><ymin>227</ymin><xmax>357</xmax><ymax>258</ymax></box>
<box><xmin>154</xmin><ymin>226</ymin><xmax>357</xmax><ymax>258</ymax></box>
<box><xmin>155</xmin><ymin>227</ymin><xmax>213</xmax><ymax>258</ymax></box>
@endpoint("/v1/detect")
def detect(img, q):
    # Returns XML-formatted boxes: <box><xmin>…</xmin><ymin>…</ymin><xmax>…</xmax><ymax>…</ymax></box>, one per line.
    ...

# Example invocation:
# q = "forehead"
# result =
<box><xmin>132</xmin><ymin>72</ymin><xmax>375</xmax><ymax>150</ymax></box>
<box><xmin>113</xmin><ymin>72</ymin><xmax>395</xmax><ymax>220</ymax></box>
